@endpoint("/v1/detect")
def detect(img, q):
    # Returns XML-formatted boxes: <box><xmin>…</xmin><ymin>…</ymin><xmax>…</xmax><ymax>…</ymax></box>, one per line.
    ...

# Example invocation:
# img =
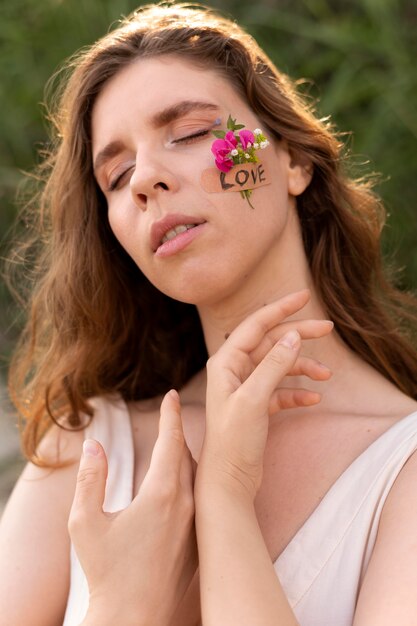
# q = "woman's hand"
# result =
<box><xmin>68</xmin><ymin>390</ymin><xmax>198</xmax><ymax>626</ymax></box>
<box><xmin>194</xmin><ymin>290</ymin><xmax>331</xmax><ymax>626</ymax></box>
<box><xmin>198</xmin><ymin>289</ymin><xmax>333</xmax><ymax>500</ymax></box>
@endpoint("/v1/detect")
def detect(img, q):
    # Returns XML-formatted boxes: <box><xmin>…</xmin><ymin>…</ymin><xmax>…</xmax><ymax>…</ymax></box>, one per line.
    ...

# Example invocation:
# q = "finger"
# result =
<box><xmin>178</xmin><ymin>449</ymin><xmax>196</xmax><ymax>523</ymax></box>
<box><xmin>242</xmin><ymin>330</ymin><xmax>301</xmax><ymax>402</ymax></box>
<box><xmin>179</xmin><ymin>444</ymin><xmax>196</xmax><ymax>493</ymax></box>
<box><xmin>286</xmin><ymin>356</ymin><xmax>332</xmax><ymax>381</ymax></box>
<box><xmin>158</xmin><ymin>389</ymin><xmax>182</xmax><ymax>432</ymax></box>
<box><xmin>250</xmin><ymin>319</ymin><xmax>333</xmax><ymax>365</ymax></box>
<box><xmin>269</xmin><ymin>319</ymin><xmax>334</xmax><ymax>341</ymax></box>
<box><xmin>224</xmin><ymin>290</ymin><xmax>311</xmax><ymax>355</ymax></box>
<box><xmin>146</xmin><ymin>390</ymin><xmax>185</xmax><ymax>483</ymax></box>
<box><xmin>70</xmin><ymin>439</ymin><xmax>108</xmax><ymax>521</ymax></box>
<box><xmin>268</xmin><ymin>387</ymin><xmax>322</xmax><ymax>414</ymax></box>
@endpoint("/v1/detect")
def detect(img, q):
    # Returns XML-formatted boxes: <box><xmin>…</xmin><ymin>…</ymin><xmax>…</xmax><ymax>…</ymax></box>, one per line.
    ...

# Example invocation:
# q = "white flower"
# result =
<box><xmin>244</xmin><ymin>153</ymin><xmax>250</xmax><ymax>159</ymax></box>
<box><xmin>246</xmin><ymin>142</ymin><xmax>252</xmax><ymax>148</ymax></box>
<box><xmin>260</xmin><ymin>140</ymin><xmax>269</xmax><ymax>149</ymax></box>
<box><xmin>253</xmin><ymin>142</ymin><xmax>259</xmax><ymax>149</ymax></box>
<box><xmin>254</xmin><ymin>128</ymin><xmax>262</xmax><ymax>135</ymax></box>
<box><xmin>231</xmin><ymin>149</ymin><xmax>238</xmax><ymax>156</ymax></box>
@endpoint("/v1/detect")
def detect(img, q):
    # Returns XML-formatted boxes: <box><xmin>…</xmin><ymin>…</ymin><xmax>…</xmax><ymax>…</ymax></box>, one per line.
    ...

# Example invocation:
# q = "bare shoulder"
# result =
<box><xmin>0</xmin><ymin>422</ymin><xmax>84</xmax><ymax>626</ymax></box>
<box><xmin>15</xmin><ymin>420</ymin><xmax>85</xmax><ymax>512</ymax></box>
<box><xmin>353</xmin><ymin>431</ymin><xmax>417</xmax><ymax>625</ymax></box>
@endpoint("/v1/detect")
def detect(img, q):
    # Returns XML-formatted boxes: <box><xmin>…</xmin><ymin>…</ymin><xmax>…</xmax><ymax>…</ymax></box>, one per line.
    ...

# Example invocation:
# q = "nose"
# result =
<box><xmin>130</xmin><ymin>155</ymin><xmax>179</xmax><ymax>211</ymax></box>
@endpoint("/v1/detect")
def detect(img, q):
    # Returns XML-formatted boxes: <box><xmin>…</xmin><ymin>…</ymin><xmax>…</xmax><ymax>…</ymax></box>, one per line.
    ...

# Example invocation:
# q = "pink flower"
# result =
<box><xmin>211</xmin><ymin>131</ymin><xmax>238</xmax><ymax>173</ymax></box>
<box><xmin>224</xmin><ymin>131</ymin><xmax>238</xmax><ymax>147</ymax></box>
<box><xmin>211</xmin><ymin>144</ymin><xmax>233</xmax><ymax>172</ymax></box>
<box><xmin>210</xmin><ymin>116</ymin><xmax>269</xmax><ymax>208</ymax></box>
<box><xmin>215</xmin><ymin>157</ymin><xmax>234</xmax><ymax>173</ymax></box>
<box><xmin>238</xmin><ymin>129</ymin><xmax>255</xmax><ymax>151</ymax></box>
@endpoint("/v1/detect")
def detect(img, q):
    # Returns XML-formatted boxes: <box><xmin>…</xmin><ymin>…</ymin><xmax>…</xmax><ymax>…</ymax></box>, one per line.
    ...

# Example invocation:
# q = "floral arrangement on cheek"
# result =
<box><xmin>211</xmin><ymin>115</ymin><xmax>270</xmax><ymax>208</ymax></box>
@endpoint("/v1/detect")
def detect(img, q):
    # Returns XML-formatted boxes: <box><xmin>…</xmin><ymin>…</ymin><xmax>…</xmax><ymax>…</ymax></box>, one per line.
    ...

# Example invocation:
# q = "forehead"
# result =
<box><xmin>91</xmin><ymin>56</ymin><xmax>245</xmax><ymax>147</ymax></box>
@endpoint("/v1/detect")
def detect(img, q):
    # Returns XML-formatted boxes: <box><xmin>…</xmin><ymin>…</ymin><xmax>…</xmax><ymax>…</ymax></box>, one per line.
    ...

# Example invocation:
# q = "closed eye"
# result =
<box><xmin>108</xmin><ymin>166</ymin><xmax>134</xmax><ymax>192</ymax></box>
<box><xmin>107</xmin><ymin>129</ymin><xmax>210</xmax><ymax>192</ymax></box>
<box><xmin>172</xmin><ymin>129</ymin><xmax>210</xmax><ymax>144</ymax></box>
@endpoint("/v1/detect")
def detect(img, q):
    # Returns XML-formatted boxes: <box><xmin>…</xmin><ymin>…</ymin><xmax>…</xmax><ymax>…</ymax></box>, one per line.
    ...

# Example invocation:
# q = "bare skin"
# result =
<box><xmin>130</xmin><ymin>370</ymin><xmax>417</xmax><ymax>562</ymax></box>
<box><xmin>1</xmin><ymin>311</ymin><xmax>416</xmax><ymax>626</ymax></box>
<box><xmin>127</xmin><ymin>365</ymin><xmax>417</xmax><ymax>624</ymax></box>
<box><xmin>1</xmin><ymin>54</ymin><xmax>417</xmax><ymax>626</ymax></box>
<box><xmin>90</xmin><ymin>58</ymin><xmax>417</xmax><ymax>577</ymax></box>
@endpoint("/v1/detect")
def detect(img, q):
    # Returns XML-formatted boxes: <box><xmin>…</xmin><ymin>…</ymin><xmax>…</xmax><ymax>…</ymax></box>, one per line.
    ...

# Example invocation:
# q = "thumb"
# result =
<box><xmin>70</xmin><ymin>439</ymin><xmax>108</xmax><ymax>522</ymax></box>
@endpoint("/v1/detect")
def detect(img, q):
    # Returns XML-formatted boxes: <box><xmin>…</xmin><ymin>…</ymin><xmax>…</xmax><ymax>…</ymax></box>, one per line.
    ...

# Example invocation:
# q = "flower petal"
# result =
<box><xmin>211</xmin><ymin>138</ymin><xmax>230</xmax><ymax>157</ymax></box>
<box><xmin>215</xmin><ymin>157</ymin><xmax>234</xmax><ymax>172</ymax></box>
<box><xmin>239</xmin><ymin>129</ymin><xmax>255</xmax><ymax>151</ymax></box>
<box><xmin>225</xmin><ymin>131</ymin><xmax>238</xmax><ymax>148</ymax></box>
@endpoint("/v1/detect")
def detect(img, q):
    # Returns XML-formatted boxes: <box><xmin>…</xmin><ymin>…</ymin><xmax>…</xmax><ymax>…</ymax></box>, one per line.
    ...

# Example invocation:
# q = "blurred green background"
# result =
<box><xmin>1</xmin><ymin>0</ymin><xmax>417</xmax><ymax>374</ymax></box>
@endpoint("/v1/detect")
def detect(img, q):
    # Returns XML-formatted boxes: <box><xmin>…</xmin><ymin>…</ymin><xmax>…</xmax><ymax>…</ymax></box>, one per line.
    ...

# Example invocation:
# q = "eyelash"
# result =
<box><xmin>107</xmin><ymin>129</ymin><xmax>211</xmax><ymax>192</ymax></box>
<box><xmin>172</xmin><ymin>128</ymin><xmax>210</xmax><ymax>144</ymax></box>
<box><xmin>108</xmin><ymin>169</ymin><xmax>133</xmax><ymax>192</ymax></box>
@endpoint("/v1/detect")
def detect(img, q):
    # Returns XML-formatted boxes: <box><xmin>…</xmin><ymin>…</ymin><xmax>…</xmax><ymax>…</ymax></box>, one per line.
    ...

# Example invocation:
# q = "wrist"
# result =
<box><xmin>195</xmin><ymin>451</ymin><xmax>260</xmax><ymax>504</ymax></box>
<box><xmin>195</xmin><ymin>466</ymin><xmax>256</xmax><ymax>511</ymax></box>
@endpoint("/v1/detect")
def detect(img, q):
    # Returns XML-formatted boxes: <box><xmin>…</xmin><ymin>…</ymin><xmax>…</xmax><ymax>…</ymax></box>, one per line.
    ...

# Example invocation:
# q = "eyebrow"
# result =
<box><xmin>151</xmin><ymin>99</ymin><xmax>220</xmax><ymax>128</ymax></box>
<box><xmin>93</xmin><ymin>99</ymin><xmax>220</xmax><ymax>174</ymax></box>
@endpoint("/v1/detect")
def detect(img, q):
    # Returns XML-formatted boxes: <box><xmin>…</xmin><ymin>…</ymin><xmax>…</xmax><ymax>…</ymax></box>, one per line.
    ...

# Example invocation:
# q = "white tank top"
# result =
<box><xmin>62</xmin><ymin>395</ymin><xmax>417</xmax><ymax>626</ymax></box>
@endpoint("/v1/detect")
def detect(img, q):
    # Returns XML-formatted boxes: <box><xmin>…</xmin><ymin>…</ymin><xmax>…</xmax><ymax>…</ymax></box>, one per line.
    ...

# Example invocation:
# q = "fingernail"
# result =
<box><xmin>279</xmin><ymin>330</ymin><xmax>300</xmax><ymax>350</ymax></box>
<box><xmin>169</xmin><ymin>389</ymin><xmax>179</xmax><ymax>401</ymax></box>
<box><xmin>83</xmin><ymin>439</ymin><xmax>100</xmax><ymax>457</ymax></box>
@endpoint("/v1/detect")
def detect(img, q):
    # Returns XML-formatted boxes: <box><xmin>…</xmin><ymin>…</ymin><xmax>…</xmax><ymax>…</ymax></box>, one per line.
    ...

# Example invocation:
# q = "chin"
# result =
<box><xmin>157</xmin><ymin>274</ymin><xmax>244</xmax><ymax>308</ymax></box>
<box><xmin>157</xmin><ymin>282</ymin><xmax>216</xmax><ymax>306</ymax></box>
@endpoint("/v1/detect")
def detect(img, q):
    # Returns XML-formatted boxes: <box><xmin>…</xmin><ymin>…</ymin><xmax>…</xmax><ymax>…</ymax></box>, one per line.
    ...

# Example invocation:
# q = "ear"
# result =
<box><xmin>286</xmin><ymin>146</ymin><xmax>313</xmax><ymax>196</ymax></box>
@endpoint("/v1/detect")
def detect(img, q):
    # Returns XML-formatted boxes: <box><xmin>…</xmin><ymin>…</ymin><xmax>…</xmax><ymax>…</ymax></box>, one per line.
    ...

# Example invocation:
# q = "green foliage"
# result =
<box><xmin>234</xmin><ymin>0</ymin><xmax>417</xmax><ymax>284</ymax></box>
<box><xmin>1</xmin><ymin>0</ymin><xmax>416</xmax><ymax>362</ymax></box>
<box><xmin>227</xmin><ymin>115</ymin><xmax>245</xmax><ymax>131</ymax></box>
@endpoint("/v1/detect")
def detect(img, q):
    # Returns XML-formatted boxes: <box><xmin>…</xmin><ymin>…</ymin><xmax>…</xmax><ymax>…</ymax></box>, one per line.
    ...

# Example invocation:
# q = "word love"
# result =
<box><xmin>201</xmin><ymin>162</ymin><xmax>270</xmax><ymax>194</ymax></box>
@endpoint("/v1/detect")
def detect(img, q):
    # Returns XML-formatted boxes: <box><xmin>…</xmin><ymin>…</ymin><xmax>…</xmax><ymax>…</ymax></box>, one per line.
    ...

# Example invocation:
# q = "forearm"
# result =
<box><xmin>195</xmin><ymin>480</ymin><xmax>299</xmax><ymax>626</ymax></box>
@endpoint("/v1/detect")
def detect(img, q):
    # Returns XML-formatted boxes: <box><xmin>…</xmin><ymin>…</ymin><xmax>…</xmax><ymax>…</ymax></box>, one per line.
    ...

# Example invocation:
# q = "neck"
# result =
<box><xmin>197</xmin><ymin>208</ymin><xmax>322</xmax><ymax>357</ymax></box>
<box><xmin>194</xmin><ymin>208</ymin><xmax>390</xmax><ymax>416</ymax></box>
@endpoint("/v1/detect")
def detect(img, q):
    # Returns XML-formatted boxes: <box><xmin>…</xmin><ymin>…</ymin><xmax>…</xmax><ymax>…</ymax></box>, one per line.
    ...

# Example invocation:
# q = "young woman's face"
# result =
<box><xmin>91</xmin><ymin>55</ymin><xmax>309</xmax><ymax>305</ymax></box>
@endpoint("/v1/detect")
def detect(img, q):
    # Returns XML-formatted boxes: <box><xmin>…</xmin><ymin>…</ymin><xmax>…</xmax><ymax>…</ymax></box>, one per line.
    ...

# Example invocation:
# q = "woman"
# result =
<box><xmin>1</xmin><ymin>4</ymin><xmax>417</xmax><ymax>625</ymax></box>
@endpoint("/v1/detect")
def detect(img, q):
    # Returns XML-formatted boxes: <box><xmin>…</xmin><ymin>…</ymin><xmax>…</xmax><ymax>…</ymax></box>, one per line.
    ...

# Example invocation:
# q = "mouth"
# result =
<box><xmin>160</xmin><ymin>223</ymin><xmax>197</xmax><ymax>245</ymax></box>
<box><xmin>150</xmin><ymin>214</ymin><xmax>207</xmax><ymax>252</ymax></box>
<box><xmin>155</xmin><ymin>222</ymin><xmax>207</xmax><ymax>258</ymax></box>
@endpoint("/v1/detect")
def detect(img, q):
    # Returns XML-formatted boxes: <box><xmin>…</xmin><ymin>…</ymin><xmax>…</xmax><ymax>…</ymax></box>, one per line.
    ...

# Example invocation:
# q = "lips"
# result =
<box><xmin>150</xmin><ymin>213</ymin><xmax>206</xmax><ymax>252</ymax></box>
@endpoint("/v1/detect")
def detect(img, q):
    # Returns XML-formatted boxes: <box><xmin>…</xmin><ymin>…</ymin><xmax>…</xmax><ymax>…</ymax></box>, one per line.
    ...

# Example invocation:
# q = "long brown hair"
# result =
<box><xmin>7</xmin><ymin>3</ymin><xmax>417</xmax><ymax>466</ymax></box>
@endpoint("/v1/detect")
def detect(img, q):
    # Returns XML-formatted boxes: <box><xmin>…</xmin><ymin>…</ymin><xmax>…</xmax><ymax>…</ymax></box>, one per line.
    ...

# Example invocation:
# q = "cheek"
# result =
<box><xmin>201</xmin><ymin>162</ymin><xmax>272</xmax><ymax>195</ymax></box>
<box><xmin>108</xmin><ymin>211</ymin><xmax>128</xmax><ymax>251</ymax></box>
<box><xmin>107</xmin><ymin>200</ymin><xmax>142</xmax><ymax>257</ymax></box>
<box><xmin>198</xmin><ymin>145</ymin><xmax>289</xmax><ymax>213</ymax></box>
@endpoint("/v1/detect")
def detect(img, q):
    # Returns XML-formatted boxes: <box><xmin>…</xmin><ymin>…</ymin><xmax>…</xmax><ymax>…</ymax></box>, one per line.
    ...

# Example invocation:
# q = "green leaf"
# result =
<box><xmin>212</xmin><ymin>130</ymin><xmax>226</xmax><ymax>138</ymax></box>
<box><xmin>234</xmin><ymin>124</ymin><xmax>245</xmax><ymax>129</ymax></box>
<box><xmin>227</xmin><ymin>114</ymin><xmax>236</xmax><ymax>130</ymax></box>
